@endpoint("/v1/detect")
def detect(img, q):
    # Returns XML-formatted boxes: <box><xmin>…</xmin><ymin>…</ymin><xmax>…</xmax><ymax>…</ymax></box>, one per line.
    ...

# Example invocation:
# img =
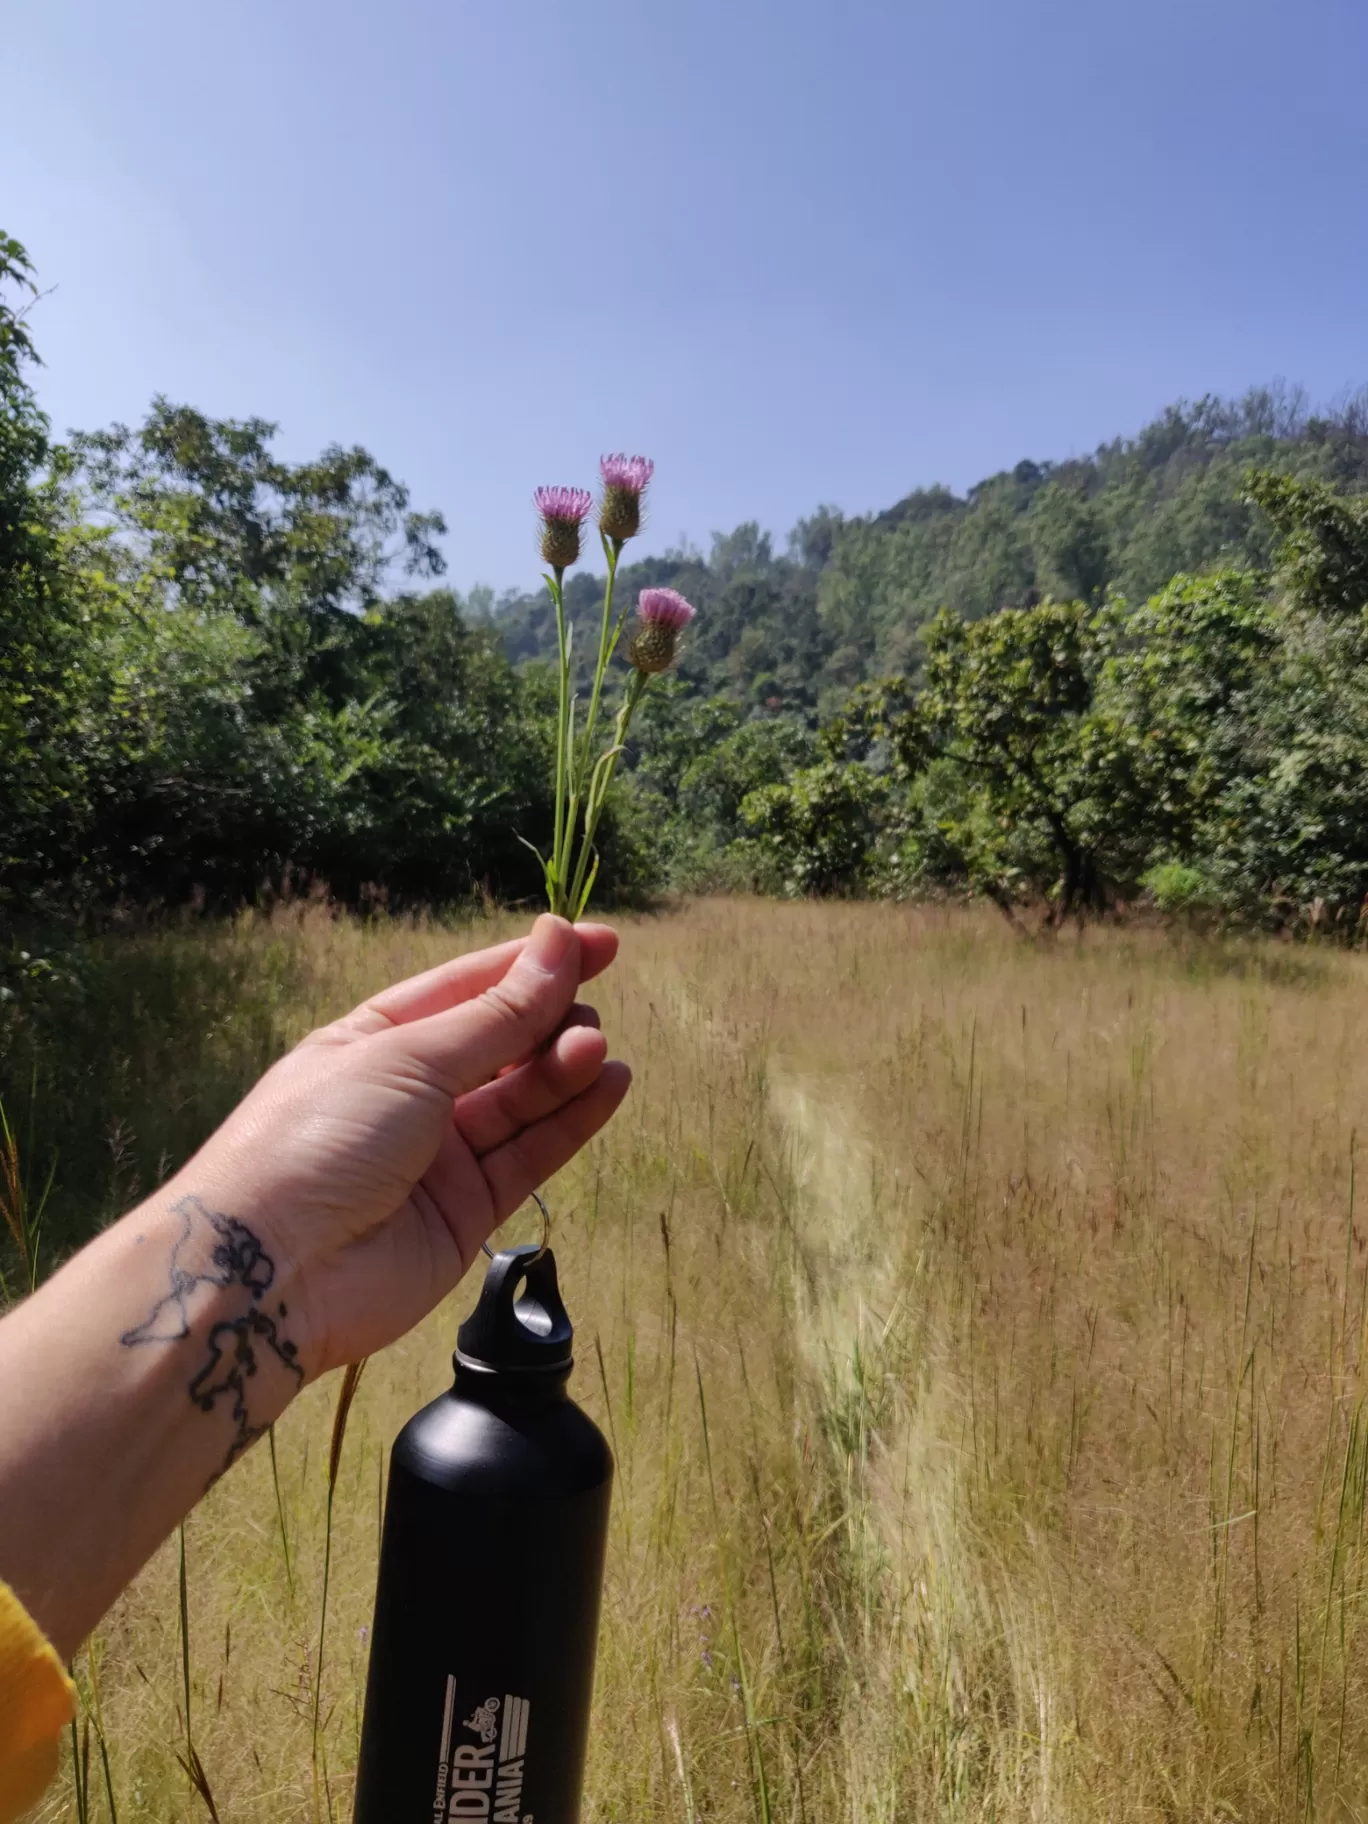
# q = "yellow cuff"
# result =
<box><xmin>0</xmin><ymin>1580</ymin><xmax>73</xmax><ymax>1823</ymax></box>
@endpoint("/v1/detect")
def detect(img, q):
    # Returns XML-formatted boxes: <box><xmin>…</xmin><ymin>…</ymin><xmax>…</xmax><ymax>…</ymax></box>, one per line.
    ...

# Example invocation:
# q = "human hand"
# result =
<box><xmin>0</xmin><ymin>916</ymin><xmax>630</xmax><ymax>1656</ymax></box>
<box><xmin>176</xmin><ymin>915</ymin><xmax>629</xmax><ymax>1376</ymax></box>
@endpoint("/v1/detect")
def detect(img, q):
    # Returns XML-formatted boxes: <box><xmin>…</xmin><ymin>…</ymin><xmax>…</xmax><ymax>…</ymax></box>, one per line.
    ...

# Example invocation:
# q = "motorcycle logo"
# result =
<box><xmin>464</xmin><ymin>1695</ymin><xmax>501</xmax><ymax>1745</ymax></box>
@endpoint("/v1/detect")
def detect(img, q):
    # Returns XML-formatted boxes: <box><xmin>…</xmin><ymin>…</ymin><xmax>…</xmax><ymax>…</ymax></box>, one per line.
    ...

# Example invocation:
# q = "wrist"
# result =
<box><xmin>124</xmin><ymin>1180</ymin><xmax>312</xmax><ymax>1427</ymax></box>
<box><xmin>0</xmin><ymin>1189</ymin><xmax>309</xmax><ymax>1654</ymax></box>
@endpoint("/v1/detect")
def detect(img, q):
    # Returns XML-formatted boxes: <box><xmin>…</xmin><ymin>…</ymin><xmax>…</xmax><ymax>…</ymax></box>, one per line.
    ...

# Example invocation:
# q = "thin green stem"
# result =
<box><xmin>568</xmin><ymin>669</ymin><xmax>646</xmax><ymax>917</ymax></box>
<box><xmin>178</xmin><ymin>1525</ymin><xmax>193</xmax><ymax>1774</ymax></box>
<box><xmin>68</xmin><ymin>1676</ymin><xmax>89</xmax><ymax>1824</ymax></box>
<box><xmin>561</xmin><ymin>536</ymin><xmax>624</xmax><ymax>911</ymax></box>
<box><xmin>580</xmin><ymin>534</ymin><xmax>622</xmax><ymax>770</ymax></box>
<box><xmin>87</xmin><ymin>1646</ymin><xmax>119</xmax><ymax>1824</ymax></box>
<box><xmin>268</xmin><ymin>1423</ymin><xmax>294</xmax><ymax>1598</ymax></box>
<box><xmin>311</xmin><ymin>1483</ymin><xmax>336</xmax><ymax>1824</ymax></box>
<box><xmin>547</xmin><ymin>568</ymin><xmax>569</xmax><ymax>912</ymax></box>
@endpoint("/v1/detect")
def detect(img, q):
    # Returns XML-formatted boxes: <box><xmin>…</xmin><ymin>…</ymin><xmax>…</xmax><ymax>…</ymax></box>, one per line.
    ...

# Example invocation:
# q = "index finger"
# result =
<box><xmin>311</xmin><ymin>923</ymin><xmax>619</xmax><ymax>1040</ymax></box>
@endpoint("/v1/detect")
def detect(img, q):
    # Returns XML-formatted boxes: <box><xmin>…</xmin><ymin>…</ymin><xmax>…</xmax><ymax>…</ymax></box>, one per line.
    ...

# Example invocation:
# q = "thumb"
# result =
<box><xmin>373</xmin><ymin>916</ymin><xmax>582</xmax><ymax>1098</ymax></box>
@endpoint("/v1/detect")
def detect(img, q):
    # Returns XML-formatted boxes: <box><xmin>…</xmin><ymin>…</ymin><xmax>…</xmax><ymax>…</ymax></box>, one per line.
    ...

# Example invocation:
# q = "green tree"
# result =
<box><xmin>1087</xmin><ymin>570</ymin><xmax>1278</xmax><ymax>870</ymax></box>
<box><xmin>71</xmin><ymin>402</ymin><xmax>447</xmax><ymax>709</ymax></box>
<box><xmin>0</xmin><ymin>235</ymin><xmax>98</xmax><ymax>910</ymax></box>
<box><xmin>1169</xmin><ymin>472</ymin><xmax>1368</xmax><ymax>930</ymax></box>
<box><xmin>678</xmin><ymin>717</ymin><xmax>819</xmax><ymax>834</ymax></box>
<box><xmin>911</xmin><ymin>599</ymin><xmax>1112</xmax><ymax>916</ymax></box>
<box><xmin>741</xmin><ymin>760</ymin><xmax>885</xmax><ymax>896</ymax></box>
<box><xmin>1245</xmin><ymin>470</ymin><xmax>1368</xmax><ymax>620</ymax></box>
<box><xmin>1030</xmin><ymin>482</ymin><xmax>1110</xmax><ymax>603</ymax></box>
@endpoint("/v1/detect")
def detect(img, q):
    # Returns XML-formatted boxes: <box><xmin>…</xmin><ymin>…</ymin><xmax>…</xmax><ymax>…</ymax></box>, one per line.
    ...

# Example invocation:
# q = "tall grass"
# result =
<box><xmin>11</xmin><ymin>899</ymin><xmax>1368</xmax><ymax>1820</ymax></box>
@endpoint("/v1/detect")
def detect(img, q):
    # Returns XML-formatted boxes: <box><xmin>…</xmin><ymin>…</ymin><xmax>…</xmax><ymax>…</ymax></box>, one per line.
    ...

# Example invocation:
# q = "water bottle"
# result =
<box><xmin>353</xmin><ymin>1243</ymin><xmax>613</xmax><ymax>1824</ymax></box>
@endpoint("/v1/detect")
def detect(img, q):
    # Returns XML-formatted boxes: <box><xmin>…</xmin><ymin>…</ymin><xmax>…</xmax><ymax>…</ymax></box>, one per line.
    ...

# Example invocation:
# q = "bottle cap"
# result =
<box><xmin>455</xmin><ymin>1244</ymin><xmax>574</xmax><ymax>1375</ymax></box>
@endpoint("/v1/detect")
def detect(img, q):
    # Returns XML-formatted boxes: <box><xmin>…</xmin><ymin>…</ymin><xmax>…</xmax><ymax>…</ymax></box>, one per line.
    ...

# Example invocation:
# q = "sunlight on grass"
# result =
<box><xmin>11</xmin><ymin>899</ymin><xmax>1368</xmax><ymax>1821</ymax></box>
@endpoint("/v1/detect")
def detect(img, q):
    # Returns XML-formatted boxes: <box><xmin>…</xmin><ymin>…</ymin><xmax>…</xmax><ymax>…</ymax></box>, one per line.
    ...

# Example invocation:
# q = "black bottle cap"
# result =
<box><xmin>455</xmin><ymin>1245</ymin><xmax>574</xmax><ymax>1375</ymax></box>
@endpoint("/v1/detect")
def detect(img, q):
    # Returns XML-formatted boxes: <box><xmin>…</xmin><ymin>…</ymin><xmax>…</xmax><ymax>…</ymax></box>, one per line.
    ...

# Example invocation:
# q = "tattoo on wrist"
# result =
<box><xmin>121</xmin><ymin>1194</ymin><xmax>303</xmax><ymax>1480</ymax></box>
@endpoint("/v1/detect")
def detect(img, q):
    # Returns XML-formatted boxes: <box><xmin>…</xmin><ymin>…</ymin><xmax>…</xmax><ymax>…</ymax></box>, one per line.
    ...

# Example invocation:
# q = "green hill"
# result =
<box><xmin>495</xmin><ymin>386</ymin><xmax>1368</xmax><ymax>713</ymax></box>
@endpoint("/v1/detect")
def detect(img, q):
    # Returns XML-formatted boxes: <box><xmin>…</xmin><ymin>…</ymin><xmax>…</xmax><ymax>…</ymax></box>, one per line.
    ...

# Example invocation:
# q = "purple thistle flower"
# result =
<box><xmin>534</xmin><ymin>485</ymin><xmax>594</xmax><ymax>525</ymax></box>
<box><xmin>629</xmin><ymin>588</ymin><xmax>696</xmax><ymax>674</ymax></box>
<box><xmin>599</xmin><ymin>453</ymin><xmax>655</xmax><ymax>495</ymax></box>
<box><xmin>599</xmin><ymin>453</ymin><xmax>655</xmax><ymax>542</ymax></box>
<box><xmin>535</xmin><ymin>484</ymin><xmax>594</xmax><ymax>569</ymax></box>
<box><xmin>637</xmin><ymin>587</ymin><xmax>696</xmax><ymax>632</ymax></box>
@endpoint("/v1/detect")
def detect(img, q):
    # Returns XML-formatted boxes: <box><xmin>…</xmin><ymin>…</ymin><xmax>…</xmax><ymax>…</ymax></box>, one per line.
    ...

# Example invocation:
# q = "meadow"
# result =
<box><xmin>8</xmin><ymin>898</ymin><xmax>1368</xmax><ymax>1822</ymax></box>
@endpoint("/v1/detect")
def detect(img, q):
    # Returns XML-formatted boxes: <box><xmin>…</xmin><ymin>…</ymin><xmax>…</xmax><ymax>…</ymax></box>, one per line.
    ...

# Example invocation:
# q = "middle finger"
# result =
<box><xmin>455</xmin><ymin>1021</ymin><xmax>609</xmax><ymax>1155</ymax></box>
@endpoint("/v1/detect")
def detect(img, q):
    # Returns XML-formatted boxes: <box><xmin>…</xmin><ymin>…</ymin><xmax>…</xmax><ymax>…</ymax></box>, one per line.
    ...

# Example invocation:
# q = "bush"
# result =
<box><xmin>740</xmin><ymin>761</ymin><xmax>886</xmax><ymax>896</ymax></box>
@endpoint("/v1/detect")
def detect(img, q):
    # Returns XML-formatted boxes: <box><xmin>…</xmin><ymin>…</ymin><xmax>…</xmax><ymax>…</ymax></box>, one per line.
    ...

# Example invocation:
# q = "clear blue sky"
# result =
<box><xmin>7</xmin><ymin>0</ymin><xmax>1367</xmax><ymax>591</ymax></box>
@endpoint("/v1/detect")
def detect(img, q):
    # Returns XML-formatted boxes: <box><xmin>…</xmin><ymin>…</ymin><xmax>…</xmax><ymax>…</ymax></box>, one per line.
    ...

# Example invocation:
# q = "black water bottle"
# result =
<box><xmin>353</xmin><ymin>1245</ymin><xmax>613</xmax><ymax>1824</ymax></box>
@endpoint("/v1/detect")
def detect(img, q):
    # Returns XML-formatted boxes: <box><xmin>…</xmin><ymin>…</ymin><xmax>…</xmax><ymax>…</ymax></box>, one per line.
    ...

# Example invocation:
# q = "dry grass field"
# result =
<box><xmin>12</xmin><ymin>897</ymin><xmax>1368</xmax><ymax>1822</ymax></box>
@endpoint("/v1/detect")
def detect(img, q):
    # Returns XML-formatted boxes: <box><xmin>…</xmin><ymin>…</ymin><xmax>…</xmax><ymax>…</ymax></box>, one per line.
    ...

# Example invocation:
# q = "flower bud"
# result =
<box><xmin>598</xmin><ymin>454</ymin><xmax>654</xmax><ymax>543</ymax></box>
<box><xmin>534</xmin><ymin>485</ymin><xmax>593</xmax><ymax>570</ymax></box>
<box><xmin>628</xmin><ymin>587</ymin><xmax>695</xmax><ymax>674</ymax></box>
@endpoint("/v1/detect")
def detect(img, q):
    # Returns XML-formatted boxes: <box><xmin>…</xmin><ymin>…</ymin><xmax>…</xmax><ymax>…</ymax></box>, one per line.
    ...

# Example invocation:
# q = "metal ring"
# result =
<box><xmin>482</xmin><ymin>1189</ymin><xmax>552</xmax><ymax>1263</ymax></box>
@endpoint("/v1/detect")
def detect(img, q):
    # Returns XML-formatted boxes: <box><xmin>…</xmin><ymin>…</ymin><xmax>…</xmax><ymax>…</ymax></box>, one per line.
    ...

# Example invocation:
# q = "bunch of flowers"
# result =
<box><xmin>530</xmin><ymin>456</ymin><xmax>696</xmax><ymax>918</ymax></box>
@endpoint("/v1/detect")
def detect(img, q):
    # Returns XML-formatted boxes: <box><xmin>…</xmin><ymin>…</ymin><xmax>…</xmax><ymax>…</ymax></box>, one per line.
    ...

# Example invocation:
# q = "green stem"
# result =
<box><xmin>568</xmin><ymin>669</ymin><xmax>646</xmax><ymax>917</ymax></box>
<box><xmin>68</xmin><ymin>1679</ymin><xmax>89</xmax><ymax>1824</ymax></box>
<box><xmin>580</xmin><ymin>534</ymin><xmax>622</xmax><ymax>767</ymax></box>
<box><xmin>546</xmin><ymin>568</ymin><xmax>569</xmax><ymax>913</ymax></box>
<box><xmin>268</xmin><ymin>1423</ymin><xmax>294</xmax><ymax>1598</ymax></box>
<box><xmin>561</xmin><ymin>536</ymin><xmax>624</xmax><ymax>912</ymax></box>
<box><xmin>178</xmin><ymin>1526</ymin><xmax>192</xmax><ymax>1763</ymax></box>
<box><xmin>311</xmin><ymin>1484</ymin><xmax>336</xmax><ymax>1824</ymax></box>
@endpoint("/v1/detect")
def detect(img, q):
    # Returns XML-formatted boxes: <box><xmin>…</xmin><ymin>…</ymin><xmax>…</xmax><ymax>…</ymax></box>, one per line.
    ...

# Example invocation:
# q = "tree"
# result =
<box><xmin>0</xmin><ymin>235</ymin><xmax>94</xmax><ymax>911</ymax></box>
<box><xmin>1245</xmin><ymin>471</ymin><xmax>1368</xmax><ymax>621</ymax></box>
<box><xmin>1087</xmin><ymin>570</ymin><xmax>1278</xmax><ymax>870</ymax></box>
<box><xmin>1165</xmin><ymin>473</ymin><xmax>1368</xmax><ymax>930</ymax></box>
<box><xmin>910</xmin><ymin>600</ymin><xmax>1113</xmax><ymax>917</ymax></box>
<box><xmin>1030</xmin><ymin>482</ymin><xmax>1110</xmax><ymax>603</ymax></box>
<box><xmin>741</xmin><ymin>761</ymin><xmax>885</xmax><ymax>897</ymax></box>
<box><xmin>71</xmin><ymin>402</ymin><xmax>447</xmax><ymax>709</ymax></box>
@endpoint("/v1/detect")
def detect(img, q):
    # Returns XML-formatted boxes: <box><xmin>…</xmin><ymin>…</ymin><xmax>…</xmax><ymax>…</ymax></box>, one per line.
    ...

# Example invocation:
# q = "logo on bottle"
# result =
<box><xmin>433</xmin><ymin>1682</ymin><xmax>531</xmax><ymax>1823</ymax></box>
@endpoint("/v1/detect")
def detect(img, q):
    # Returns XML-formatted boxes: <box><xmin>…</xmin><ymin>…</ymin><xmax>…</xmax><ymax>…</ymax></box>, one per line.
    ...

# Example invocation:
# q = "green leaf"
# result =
<box><xmin>574</xmin><ymin>850</ymin><xmax>601</xmax><ymax>919</ymax></box>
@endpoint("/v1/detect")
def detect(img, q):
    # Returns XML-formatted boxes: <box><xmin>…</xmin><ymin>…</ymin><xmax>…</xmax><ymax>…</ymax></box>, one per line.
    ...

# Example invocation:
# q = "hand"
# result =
<box><xmin>0</xmin><ymin>916</ymin><xmax>631</xmax><ymax>1657</ymax></box>
<box><xmin>182</xmin><ymin>914</ymin><xmax>629</xmax><ymax>1375</ymax></box>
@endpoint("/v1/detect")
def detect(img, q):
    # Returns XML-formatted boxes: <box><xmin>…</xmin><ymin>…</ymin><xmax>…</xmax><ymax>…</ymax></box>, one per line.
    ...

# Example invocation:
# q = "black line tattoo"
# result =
<box><xmin>120</xmin><ymin>1195</ymin><xmax>275</xmax><ymax>1344</ymax></box>
<box><xmin>190</xmin><ymin>1307</ymin><xmax>302</xmax><ymax>1473</ymax></box>
<box><xmin>121</xmin><ymin>1194</ymin><xmax>303</xmax><ymax>1481</ymax></box>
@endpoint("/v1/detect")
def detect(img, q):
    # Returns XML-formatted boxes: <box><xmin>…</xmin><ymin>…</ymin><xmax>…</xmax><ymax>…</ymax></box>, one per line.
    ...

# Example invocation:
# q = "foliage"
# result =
<box><xmin>499</xmin><ymin>522</ymin><xmax>832</xmax><ymax>718</ymax></box>
<box><xmin>7</xmin><ymin>218</ymin><xmax>1368</xmax><ymax>936</ymax></box>
<box><xmin>805</xmin><ymin>387</ymin><xmax>1368</xmax><ymax>688</ymax></box>
<box><xmin>0</xmin><ymin>235</ymin><xmax>92</xmax><ymax>907</ymax></box>
<box><xmin>740</xmin><ymin>760</ymin><xmax>885</xmax><ymax>897</ymax></box>
<box><xmin>830</xmin><ymin>478</ymin><xmax>1368</xmax><ymax>931</ymax></box>
<box><xmin>1141</xmin><ymin>859</ymin><xmax>1221</xmax><ymax>918</ymax></box>
<box><xmin>0</xmin><ymin>242</ymin><xmax>653</xmax><ymax>915</ymax></box>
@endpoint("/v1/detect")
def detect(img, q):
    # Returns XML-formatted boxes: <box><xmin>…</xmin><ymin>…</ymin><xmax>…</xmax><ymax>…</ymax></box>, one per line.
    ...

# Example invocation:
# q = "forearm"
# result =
<box><xmin>0</xmin><ymin>1183</ymin><xmax>308</xmax><ymax>1658</ymax></box>
<box><xmin>0</xmin><ymin>916</ymin><xmax>627</xmax><ymax>1659</ymax></box>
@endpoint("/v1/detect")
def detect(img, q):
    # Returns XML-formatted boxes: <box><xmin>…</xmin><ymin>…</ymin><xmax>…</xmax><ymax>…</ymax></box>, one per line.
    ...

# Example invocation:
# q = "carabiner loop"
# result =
<box><xmin>482</xmin><ymin>1188</ymin><xmax>552</xmax><ymax>1263</ymax></box>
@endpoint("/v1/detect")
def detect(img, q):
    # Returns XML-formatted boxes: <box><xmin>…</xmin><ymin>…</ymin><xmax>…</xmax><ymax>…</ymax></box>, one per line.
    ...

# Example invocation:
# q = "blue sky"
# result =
<box><xmin>6</xmin><ymin>0</ymin><xmax>1367</xmax><ymax>591</ymax></box>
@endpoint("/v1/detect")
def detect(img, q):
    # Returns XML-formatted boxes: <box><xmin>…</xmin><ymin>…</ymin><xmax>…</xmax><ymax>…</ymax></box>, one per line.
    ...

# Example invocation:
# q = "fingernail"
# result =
<box><xmin>527</xmin><ymin>915</ymin><xmax>574</xmax><ymax>974</ymax></box>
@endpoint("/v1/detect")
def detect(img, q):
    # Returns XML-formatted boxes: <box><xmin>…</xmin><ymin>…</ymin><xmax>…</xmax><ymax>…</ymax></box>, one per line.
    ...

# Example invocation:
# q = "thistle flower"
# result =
<box><xmin>598</xmin><ymin>453</ymin><xmax>654</xmax><ymax>543</ymax></box>
<box><xmin>534</xmin><ymin>485</ymin><xmax>594</xmax><ymax>569</ymax></box>
<box><xmin>530</xmin><ymin>456</ymin><xmax>683</xmax><ymax>919</ymax></box>
<box><xmin>628</xmin><ymin>587</ymin><xmax>695</xmax><ymax>674</ymax></box>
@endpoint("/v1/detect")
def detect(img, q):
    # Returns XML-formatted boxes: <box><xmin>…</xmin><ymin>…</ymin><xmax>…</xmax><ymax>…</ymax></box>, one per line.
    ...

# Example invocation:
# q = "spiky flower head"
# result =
<box><xmin>534</xmin><ymin>485</ymin><xmax>594</xmax><ymax>569</ymax></box>
<box><xmin>628</xmin><ymin>587</ymin><xmax>696</xmax><ymax>674</ymax></box>
<box><xmin>599</xmin><ymin>453</ymin><xmax>655</xmax><ymax>543</ymax></box>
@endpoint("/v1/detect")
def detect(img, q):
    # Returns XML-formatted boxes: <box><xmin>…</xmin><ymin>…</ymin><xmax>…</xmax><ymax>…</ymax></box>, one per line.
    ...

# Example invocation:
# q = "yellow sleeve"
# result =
<box><xmin>0</xmin><ymin>1581</ymin><xmax>73</xmax><ymax>1824</ymax></box>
